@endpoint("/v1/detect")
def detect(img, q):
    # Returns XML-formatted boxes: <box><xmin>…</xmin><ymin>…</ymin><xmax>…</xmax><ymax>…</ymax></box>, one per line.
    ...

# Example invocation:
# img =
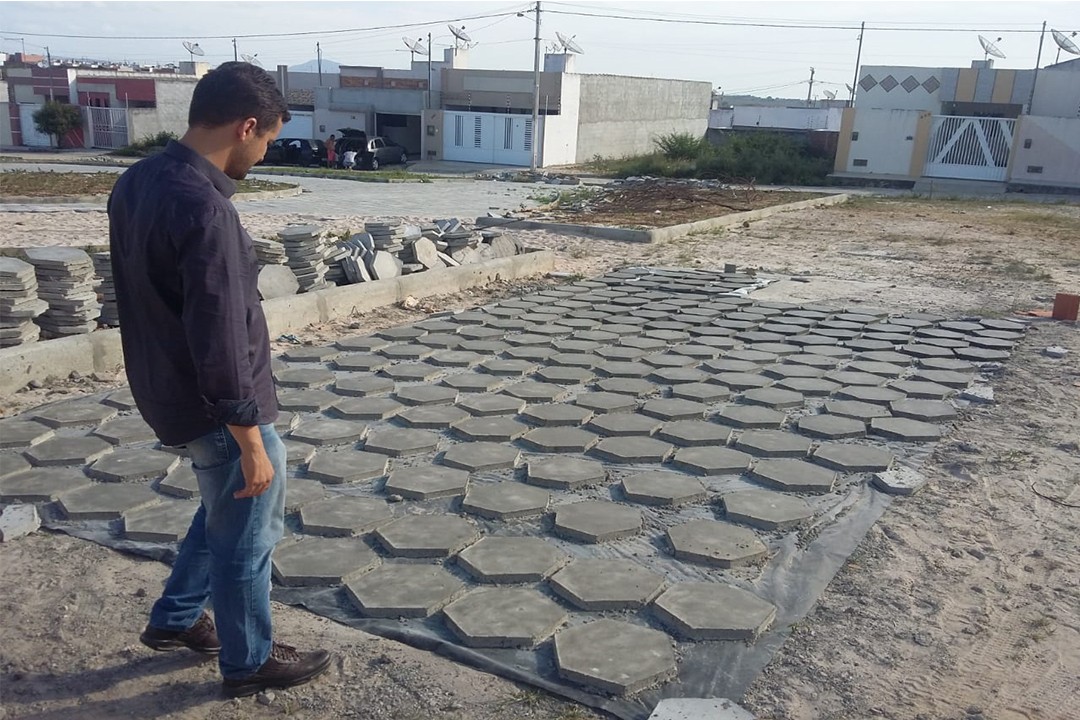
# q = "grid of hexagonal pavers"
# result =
<box><xmin>0</xmin><ymin>266</ymin><xmax>1025</xmax><ymax>698</ymax></box>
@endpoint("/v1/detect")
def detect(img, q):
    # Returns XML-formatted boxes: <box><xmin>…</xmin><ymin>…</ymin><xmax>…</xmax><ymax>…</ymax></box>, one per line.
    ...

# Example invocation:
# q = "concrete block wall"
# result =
<box><xmin>127</xmin><ymin>79</ymin><xmax>195</xmax><ymax>142</ymax></box>
<box><xmin>1008</xmin><ymin>115</ymin><xmax>1080</xmax><ymax>189</ymax></box>
<box><xmin>574</xmin><ymin>74</ymin><xmax>711</xmax><ymax>162</ymax></box>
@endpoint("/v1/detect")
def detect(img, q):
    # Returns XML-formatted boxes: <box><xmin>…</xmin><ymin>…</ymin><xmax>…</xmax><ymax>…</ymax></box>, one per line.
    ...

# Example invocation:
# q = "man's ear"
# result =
<box><xmin>238</xmin><ymin>117</ymin><xmax>258</xmax><ymax>140</ymax></box>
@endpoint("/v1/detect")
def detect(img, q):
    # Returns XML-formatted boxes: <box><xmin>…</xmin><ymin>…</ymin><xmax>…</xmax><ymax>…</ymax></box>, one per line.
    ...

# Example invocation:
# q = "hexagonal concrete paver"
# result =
<box><xmin>441</xmin><ymin>373</ymin><xmax>506</xmax><ymax>393</ymax></box>
<box><xmin>396</xmin><ymin>405</ymin><xmax>470</xmax><ymax>429</ymax></box>
<box><xmin>375</xmin><ymin>515</ymin><xmax>479</xmax><ymax>558</ymax></box>
<box><xmin>586</xmin><ymin>413</ymin><xmax>662</xmax><ymax>437</ymax></box>
<box><xmin>520</xmin><ymin>427</ymin><xmax>601</xmax><ymax>453</ymax></box>
<box><xmin>276</xmin><ymin>389</ymin><xmax>340</xmax><ymax>413</ymax></box>
<box><xmin>649</xmin><ymin>367</ymin><xmax>711</xmax><ymax>385</ymax></box>
<box><xmin>574</xmin><ymin>392</ymin><xmax>638</xmax><ymax>414</ymax></box>
<box><xmin>461</xmin><ymin>481</ymin><xmax>549</xmax><ymax>519</ymax></box>
<box><xmin>451</xmin><ymin>417</ymin><xmax>530</xmax><ymax>443</ymax></box>
<box><xmin>272</xmin><ymin>536</ymin><xmax>381</xmax><ymax>586</ymax></box>
<box><xmin>621</xmin><ymin>471</ymin><xmax>707</xmax><ymax>506</ymax></box>
<box><xmin>595</xmin><ymin>378</ymin><xmax>659</xmax><ymax>397</ymax></box>
<box><xmin>333</xmin><ymin>375</ymin><xmax>395</xmax><ymax>397</ymax></box>
<box><xmin>870</xmin><ymin>417</ymin><xmax>943</xmax><ymax>442</ymax></box>
<box><xmin>749</xmin><ymin>458</ymin><xmax>837</xmax><ymax>494</ymax></box>
<box><xmin>275</xmin><ymin>367</ymin><xmax>335</xmax><ymax>389</ymax></box>
<box><xmin>653</xmin><ymin>583</ymin><xmax>776</xmax><ymax>641</ymax></box>
<box><xmin>101</xmin><ymin>388</ymin><xmax>138</xmax><ymax>410</ymax></box>
<box><xmin>394</xmin><ymin>385</ymin><xmax>459</xmax><ymax>407</ymax></box>
<box><xmin>501</xmin><ymin>381</ymin><xmax>569</xmax><ymax>404</ymax></box>
<box><xmin>306</xmin><ymin>450</ymin><xmax>388</xmax><ymax>484</ymax></box>
<box><xmin>282</xmin><ymin>345</ymin><xmax>339</xmax><ymax>363</ymax></box>
<box><xmin>714</xmin><ymin>405</ymin><xmax>787</xmax><ymax>429</ymax></box>
<box><xmin>797</xmin><ymin>414</ymin><xmax>867</xmax><ymax>439</ymax></box>
<box><xmin>427</xmin><ymin>350</ymin><xmax>484</xmax><ymax>368</ymax></box>
<box><xmin>380</xmin><ymin>362</ymin><xmax>443</xmax><ymax>382</ymax></box>
<box><xmin>554</xmin><ymin>619</ymin><xmax>676</xmax><ymax>695</ymax></box>
<box><xmin>666</xmin><ymin>520</ymin><xmax>767</xmax><ymax>567</ymax></box>
<box><xmin>86</xmin><ymin>448</ymin><xmax>180</xmax><ymax>481</ymax></box>
<box><xmin>331</xmin><ymin>397</ymin><xmax>404</xmax><ymax>421</ymax></box>
<box><xmin>57</xmin><ymin>483</ymin><xmax>161</xmax><ymax>520</ymax></box>
<box><xmin>441</xmin><ymin>442</ymin><xmax>521</xmax><ymax>471</ymax></box>
<box><xmin>456</xmin><ymin>393</ymin><xmax>525</xmax><ymax>417</ymax></box>
<box><xmin>284</xmin><ymin>477</ymin><xmax>328</xmax><ymax>513</ymax></box>
<box><xmin>456</xmin><ymin>537</ymin><xmax>568</xmax><ymax>583</ymax></box>
<box><xmin>0</xmin><ymin>453</ymin><xmax>31</xmax><ymax>480</ymax></box>
<box><xmin>670</xmin><ymin>382</ymin><xmax>731</xmax><ymax>403</ymax></box>
<box><xmin>443</xmin><ymin>587</ymin><xmax>568</xmax><ymax>648</ymax></box>
<box><xmin>711</xmin><ymin>373</ymin><xmax>772</xmax><ymax>392</ymax></box>
<box><xmin>157</xmin><ymin>465</ymin><xmax>200</xmax><ymax>499</ymax></box>
<box><xmin>549</xmin><ymin>559</ymin><xmax>666</xmax><ymax>611</ymax></box>
<box><xmin>92</xmin><ymin>415</ymin><xmax>157</xmax><ymax>445</ymax></box>
<box><xmin>671</xmin><ymin>447</ymin><xmax>752</xmax><ymax>476</ymax></box>
<box><xmin>344</xmin><ymin>564</ymin><xmax>466</xmax><ymax>618</ymax></box>
<box><xmin>824</xmin><ymin>399</ymin><xmax>892</xmax><ymax>422</ymax></box>
<box><xmin>595</xmin><ymin>361</ymin><xmax>654</xmax><ymax>379</ymax></box>
<box><xmin>33</xmin><ymin>402</ymin><xmax>117</xmax><ymax>428</ymax></box>
<box><xmin>812</xmin><ymin>442</ymin><xmax>894</xmax><ymax>472</ymax></box>
<box><xmin>283</xmin><ymin>439</ymin><xmax>316</xmax><ymax>466</ymax></box>
<box><xmin>640</xmin><ymin>398</ymin><xmax>708</xmax><ymax>421</ymax></box>
<box><xmin>834</xmin><ymin>385</ymin><xmax>907</xmax><ymax>406</ymax></box>
<box><xmin>0</xmin><ymin>466</ymin><xmax>94</xmax><ymax>502</ymax></box>
<box><xmin>384</xmin><ymin>466</ymin><xmax>469</xmax><ymax>500</ymax></box>
<box><xmin>741</xmin><ymin>387</ymin><xmax>805</xmax><ymax>410</ymax></box>
<box><xmin>553</xmin><ymin>501</ymin><xmax>643</xmax><ymax>543</ymax></box>
<box><xmin>479</xmin><ymin>359</ymin><xmax>540</xmax><ymax>377</ymax></box>
<box><xmin>722</xmin><ymin>489</ymin><xmax>814</xmax><ymax>530</ymax></box>
<box><xmin>519</xmin><ymin>403</ymin><xmax>593</xmax><ymax>427</ymax></box>
<box><xmin>655</xmin><ymin>420</ymin><xmax>732</xmax><ymax>447</ymax></box>
<box><xmin>525</xmin><ymin>457</ymin><xmax>606</xmax><ymax>490</ymax></box>
<box><xmin>890</xmin><ymin>380</ymin><xmax>956</xmax><ymax>400</ymax></box>
<box><xmin>332</xmin><ymin>353</ymin><xmax>390</xmax><ymax>372</ymax></box>
<box><xmin>890</xmin><ymin>399</ymin><xmax>958</xmax><ymax>423</ymax></box>
<box><xmin>534</xmin><ymin>366</ymin><xmax>596</xmax><ymax>385</ymax></box>
<box><xmin>364</xmin><ymin>428</ymin><xmax>440</xmax><ymax>457</ymax></box>
<box><xmin>300</xmin><ymin>495</ymin><xmax>394</xmax><ymax>536</ymax></box>
<box><xmin>591</xmin><ymin>437</ymin><xmax>674</xmax><ymax>464</ymax></box>
<box><xmin>379</xmin><ymin>343</ymin><xmax>435</xmax><ymax>362</ymax></box>
<box><xmin>0</xmin><ymin>419</ymin><xmax>55</xmax><ymax>449</ymax></box>
<box><xmin>290</xmin><ymin>418</ymin><xmax>369</xmax><ymax>446</ymax></box>
<box><xmin>734</xmin><ymin>430</ymin><xmax>812</xmax><ymax>458</ymax></box>
<box><xmin>123</xmin><ymin>499</ymin><xmax>198</xmax><ymax>542</ymax></box>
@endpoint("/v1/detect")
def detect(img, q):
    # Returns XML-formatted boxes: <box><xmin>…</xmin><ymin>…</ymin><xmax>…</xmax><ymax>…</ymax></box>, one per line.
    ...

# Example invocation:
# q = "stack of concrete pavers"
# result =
<box><xmin>436</xmin><ymin>218</ymin><xmax>483</xmax><ymax>266</ymax></box>
<box><xmin>278</xmin><ymin>225</ymin><xmax>329</xmax><ymax>293</ymax></box>
<box><xmin>398</xmin><ymin>224</ymin><xmax>438</xmax><ymax>274</ymax></box>
<box><xmin>91</xmin><ymin>252</ymin><xmax>119</xmax><ymax>327</ymax></box>
<box><xmin>252</xmin><ymin>237</ymin><xmax>287</xmax><ymax>265</ymax></box>
<box><xmin>23</xmin><ymin>247</ymin><xmax>100</xmax><ymax>339</ymax></box>
<box><xmin>363</xmin><ymin>221</ymin><xmax>405</xmax><ymax>281</ymax></box>
<box><xmin>0</xmin><ymin>257</ymin><xmax>47</xmax><ymax>348</ymax></box>
<box><xmin>322</xmin><ymin>239</ymin><xmax>351</xmax><ymax>286</ymax></box>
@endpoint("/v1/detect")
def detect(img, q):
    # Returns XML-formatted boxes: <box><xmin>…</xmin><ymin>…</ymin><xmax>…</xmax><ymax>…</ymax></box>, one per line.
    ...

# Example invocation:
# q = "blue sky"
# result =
<box><xmin>2</xmin><ymin>1</ymin><xmax>1076</xmax><ymax>99</ymax></box>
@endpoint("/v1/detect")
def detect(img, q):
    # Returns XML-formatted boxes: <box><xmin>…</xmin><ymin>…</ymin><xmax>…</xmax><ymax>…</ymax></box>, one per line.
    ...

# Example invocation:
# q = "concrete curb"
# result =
<box><xmin>0</xmin><ymin>250</ymin><xmax>556</xmax><ymax>398</ymax></box>
<box><xmin>252</xmin><ymin>168</ymin><xmax>432</xmax><ymax>184</ymax></box>
<box><xmin>476</xmin><ymin>193</ymin><xmax>851</xmax><ymax>243</ymax></box>
<box><xmin>0</xmin><ymin>185</ymin><xmax>302</xmax><ymax>205</ymax></box>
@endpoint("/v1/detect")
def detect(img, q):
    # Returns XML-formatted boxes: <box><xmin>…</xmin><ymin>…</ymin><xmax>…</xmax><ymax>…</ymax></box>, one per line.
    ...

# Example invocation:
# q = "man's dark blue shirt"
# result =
<box><xmin>107</xmin><ymin>140</ymin><xmax>278</xmax><ymax>446</ymax></box>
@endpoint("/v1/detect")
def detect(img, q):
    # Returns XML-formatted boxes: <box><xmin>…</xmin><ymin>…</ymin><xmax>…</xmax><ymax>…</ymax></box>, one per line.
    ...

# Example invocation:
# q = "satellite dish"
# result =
<box><xmin>1051</xmin><ymin>29</ymin><xmax>1080</xmax><ymax>63</ymax></box>
<box><xmin>241</xmin><ymin>53</ymin><xmax>263</xmax><ymax>68</ymax></box>
<box><xmin>402</xmin><ymin>37</ymin><xmax>425</xmax><ymax>55</ymax></box>
<box><xmin>182</xmin><ymin>41</ymin><xmax>204</xmax><ymax>62</ymax></box>
<box><xmin>448</xmin><ymin>25</ymin><xmax>472</xmax><ymax>48</ymax></box>
<box><xmin>555</xmin><ymin>31</ymin><xmax>584</xmax><ymax>54</ymax></box>
<box><xmin>978</xmin><ymin>35</ymin><xmax>1006</xmax><ymax>60</ymax></box>
<box><xmin>823</xmin><ymin>89</ymin><xmax>837</xmax><ymax>101</ymax></box>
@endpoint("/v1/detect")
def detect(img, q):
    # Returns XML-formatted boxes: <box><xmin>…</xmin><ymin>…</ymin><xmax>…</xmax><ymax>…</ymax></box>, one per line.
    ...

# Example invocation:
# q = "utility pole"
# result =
<box><xmin>1028</xmin><ymin>21</ymin><xmax>1047</xmax><ymax>114</ymax></box>
<box><xmin>530</xmin><ymin>1</ymin><xmax>541</xmax><ymax>172</ymax></box>
<box><xmin>317</xmin><ymin>42</ymin><xmax>322</xmax><ymax>85</ymax></box>
<box><xmin>849</xmin><ymin>21</ymin><xmax>864</xmax><ymax>108</ymax></box>
<box><xmin>806</xmin><ymin>66</ymin><xmax>815</xmax><ymax>107</ymax></box>
<box><xmin>45</xmin><ymin>45</ymin><xmax>54</xmax><ymax>101</ymax></box>
<box><xmin>232</xmin><ymin>38</ymin><xmax>238</xmax><ymax>62</ymax></box>
<box><xmin>426</xmin><ymin>32</ymin><xmax>433</xmax><ymax>110</ymax></box>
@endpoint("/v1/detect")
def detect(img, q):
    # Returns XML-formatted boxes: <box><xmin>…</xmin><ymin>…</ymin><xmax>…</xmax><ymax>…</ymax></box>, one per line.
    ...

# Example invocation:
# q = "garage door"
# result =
<box><xmin>443</xmin><ymin>112</ymin><xmax>536</xmax><ymax>166</ymax></box>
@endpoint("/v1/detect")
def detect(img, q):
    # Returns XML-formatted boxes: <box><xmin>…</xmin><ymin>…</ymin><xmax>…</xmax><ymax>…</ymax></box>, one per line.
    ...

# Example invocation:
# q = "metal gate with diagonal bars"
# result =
<box><xmin>924</xmin><ymin>115</ymin><xmax>1015</xmax><ymax>182</ymax></box>
<box><xmin>84</xmin><ymin>107</ymin><xmax>129</xmax><ymax>150</ymax></box>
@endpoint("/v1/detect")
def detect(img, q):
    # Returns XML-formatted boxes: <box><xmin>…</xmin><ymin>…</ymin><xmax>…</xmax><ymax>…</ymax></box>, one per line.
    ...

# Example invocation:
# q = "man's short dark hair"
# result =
<box><xmin>188</xmin><ymin>62</ymin><xmax>291</xmax><ymax>131</ymax></box>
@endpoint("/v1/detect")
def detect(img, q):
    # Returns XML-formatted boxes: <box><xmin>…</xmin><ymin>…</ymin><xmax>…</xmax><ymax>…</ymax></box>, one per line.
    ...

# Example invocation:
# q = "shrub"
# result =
<box><xmin>112</xmin><ymin>131</ymin><xmax>178</xmax><ymax>157</ymax></box>
<box><xmin>654</xmin><ymin>132</ymin><xmax>709</xmax><ymax>160</ymax></box>
<box><xmin>32</xmin><ymin>102</ymin><xmax>83</xmax><ymax>148</ymax></box>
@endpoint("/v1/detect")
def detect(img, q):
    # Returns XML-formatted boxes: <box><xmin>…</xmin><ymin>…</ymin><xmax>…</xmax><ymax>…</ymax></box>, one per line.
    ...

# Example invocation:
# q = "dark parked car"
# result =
<box><xmin>260</xmin><ymin>138</ymin><xmax>327</xmax><ymax>167</ymax></box>
<box><xmin>334</xmin><ymin>135</ymin><xmax>408</xmax><ymax>170</ymax></box>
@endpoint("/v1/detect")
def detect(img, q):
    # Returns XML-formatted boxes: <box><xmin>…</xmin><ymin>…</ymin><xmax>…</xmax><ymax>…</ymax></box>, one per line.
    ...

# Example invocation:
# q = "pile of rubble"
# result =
<box><xmin>0</xmin><ymin>257</ymin><xmax>47</xmax><ymax>348</ymax></box>
<box><xmin>480</xmin><ymin>170</ymin><xmax>582</xmax><ymax>185</ymax></box>
<box><xmin>611</xmin><ymin>176</ymin><xmax>744</xmax><ymax>190</ymax></box>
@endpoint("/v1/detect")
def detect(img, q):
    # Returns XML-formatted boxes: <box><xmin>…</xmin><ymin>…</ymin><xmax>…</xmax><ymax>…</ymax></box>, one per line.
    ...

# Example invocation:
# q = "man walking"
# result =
<box><xmin>107</xmin><ymin>62</ymin><xmax>332</xmax><ymax>698</ymax></box>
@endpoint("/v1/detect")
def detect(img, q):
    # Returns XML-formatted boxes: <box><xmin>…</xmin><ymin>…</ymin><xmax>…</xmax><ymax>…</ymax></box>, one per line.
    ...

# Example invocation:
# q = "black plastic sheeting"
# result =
<box><xmin>45</xmin><ymin>476</ymin><xmax>892</xmax><ymax>720</ymax></box>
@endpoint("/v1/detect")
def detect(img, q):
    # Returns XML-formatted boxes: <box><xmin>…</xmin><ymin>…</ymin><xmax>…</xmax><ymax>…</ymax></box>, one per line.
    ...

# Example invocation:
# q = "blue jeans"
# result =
<box><xmin>148</xmin><ymin>424</ymin><xmax>287</xmax><ymax>679</ymax></box>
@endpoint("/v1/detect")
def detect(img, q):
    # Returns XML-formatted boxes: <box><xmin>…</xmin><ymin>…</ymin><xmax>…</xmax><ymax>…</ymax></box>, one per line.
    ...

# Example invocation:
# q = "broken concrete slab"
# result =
<box><xmin>667</xmin><ymin>520</ymin><xmax>767</xmax><ymax>567</ymax></box>
<box><xmin>0</xmin><ymin>503</ymin><xmax>40</xmax><ymax>542</ymax></box>
<box><xmin>653</xmin><ymin>582</ymin><xmax>776</xmax><ymax>641</ymax></box>
<box><xmin>443</xmin><ymin>587</ymin><xmax>568</xmax><ymax>648</ymax></box>
<box><xmin>872</xmin><ymin>465</ymin><xmax>929</xmax><ymax>496</ymax></box>
<box><xmin>647</xmin><ymin>698</ymin><xmax>755</xmax><ymax>720</ymax></box>
<box><xmin>375</xmin><ymin>515</ymin><xmax>479</xmax><ymax>558</ymax></box>
<box><xmin>554</xmin><ymin>619</ymin><xmax>676</xmax><ymax>695</ymax></box>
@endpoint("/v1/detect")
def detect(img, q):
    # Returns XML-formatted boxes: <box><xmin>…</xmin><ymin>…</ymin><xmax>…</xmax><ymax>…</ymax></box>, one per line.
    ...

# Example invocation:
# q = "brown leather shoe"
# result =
<box><xmin>222</xmin><ymin>643</ymin><xmax>333</xmax><ymax>698</ymax></box>
<box><xmin>139</xmin><ymin>612</ymin><xmax>221</xmax><ymax>655</ymax></box>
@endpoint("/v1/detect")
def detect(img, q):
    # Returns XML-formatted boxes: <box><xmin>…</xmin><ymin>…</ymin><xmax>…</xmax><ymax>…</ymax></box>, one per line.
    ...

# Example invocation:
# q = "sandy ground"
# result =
<box><xmin>1</xmin><ymin>195</ymin><xmax>1079</xmax><ymax>720</ymax></box>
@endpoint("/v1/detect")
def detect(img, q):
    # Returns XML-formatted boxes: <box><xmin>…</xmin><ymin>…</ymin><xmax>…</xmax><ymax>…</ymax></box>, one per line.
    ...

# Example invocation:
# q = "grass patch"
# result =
<box><xmin>999</xmin><ymin>260</ymin><xmax>1051</xmax><ymax>281</ymax></box>
<box><xmin>253</xmin><ymin>166</ymin><xmax>432</xmax><ymax>183</ymax></box>
<box><xmin>0</xmin><ymin>170</ymin><xmax>294</xmax><ymax>197</ymax></box>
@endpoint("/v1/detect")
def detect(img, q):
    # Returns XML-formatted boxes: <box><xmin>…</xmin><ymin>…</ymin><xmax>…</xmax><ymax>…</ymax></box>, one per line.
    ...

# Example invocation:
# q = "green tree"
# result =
<box><xmin>32</xmin><ymin>101</ymin><xmax>83</xmax><ymax>148</ymax></box>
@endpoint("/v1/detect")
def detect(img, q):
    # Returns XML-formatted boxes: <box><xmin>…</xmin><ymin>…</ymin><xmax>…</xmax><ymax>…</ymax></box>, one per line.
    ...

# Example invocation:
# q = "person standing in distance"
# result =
<box><xmin>107</xmin><ymin>61</ymin><xmax>332</xmax><ymax>698</ymax></box>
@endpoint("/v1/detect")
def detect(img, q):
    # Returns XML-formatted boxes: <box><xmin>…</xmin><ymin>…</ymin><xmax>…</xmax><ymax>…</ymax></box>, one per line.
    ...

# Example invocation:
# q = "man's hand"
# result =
<box><xmin>226</xmin><ymin>424</ymin><xmax>274</xmax><ymax>499</ymax></box>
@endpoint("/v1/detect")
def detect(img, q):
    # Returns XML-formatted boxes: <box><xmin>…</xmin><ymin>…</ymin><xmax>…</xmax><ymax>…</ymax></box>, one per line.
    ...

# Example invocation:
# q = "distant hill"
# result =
<box><xmin>289</xmin><ymin>58</ymin><xmax>342</xmax><ymax>73</ymax></box>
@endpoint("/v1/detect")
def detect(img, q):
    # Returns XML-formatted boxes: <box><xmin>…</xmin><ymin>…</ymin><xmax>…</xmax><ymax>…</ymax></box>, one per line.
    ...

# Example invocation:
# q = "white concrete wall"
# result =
<box><xmin>314</xmin><ymin>109</ymin><xmax>368</xmax><ymax>137</ymax></box>
<box><xmin>125</xmin><ymin>80</ymin><xmax>194</xmax><ymax>141</ymax></box>
<box><xmin>1031</xmin><ymin>69</ymin><xmax>1080</xmax><ymax>119</ymax></box>
<box><xmin>541</xmin><ymin>73</ymin><xmax>580</xmax><ymax>166</ymax></box>
<box><xmin>280</xmin><ymin>111</ymin><xmax>314</xmax><ymax>139</ymax></box>
<box><xmin>574</xmin><ymin>74</ymin><xmax>711</xmax><ymax>161</ymax></box>
<box><xmin>730</xmin><ymin>106</ymin><xmax>843</xmax><ymax>131</ymax></box>
<box><xmin>843</xmin><ymin>108</ymin><xmax>921</xmax><ymax>175</ymax></box>
<box><xmin>1009</xmin><ymin>115</ymin><xmax>1080</xmax><ymax>187</ymax></box>
<box><xmin>857</xmin><ymin>66</ymin><xmax>942</xmax><ymax>112</ymax></box>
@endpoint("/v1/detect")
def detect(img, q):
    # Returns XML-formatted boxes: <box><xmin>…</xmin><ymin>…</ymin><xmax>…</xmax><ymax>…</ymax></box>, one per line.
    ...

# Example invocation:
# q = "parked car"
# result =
<box><xmin>260</xmin><ymin>138</ymin><xmax>327</xmax><ymax>167</ymax></box>
<box><xmin>333</xmin><ymin>134</ymin><xmax>409</xmax><ymax>170</ymax></box>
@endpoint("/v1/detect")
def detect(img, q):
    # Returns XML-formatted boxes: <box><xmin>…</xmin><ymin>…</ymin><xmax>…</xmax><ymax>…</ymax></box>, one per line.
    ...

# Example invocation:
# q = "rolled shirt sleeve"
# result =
<box><xmin>175</xmin><ymin>206</ymin><xmax>261</xmax><ymax>427</ymax></box>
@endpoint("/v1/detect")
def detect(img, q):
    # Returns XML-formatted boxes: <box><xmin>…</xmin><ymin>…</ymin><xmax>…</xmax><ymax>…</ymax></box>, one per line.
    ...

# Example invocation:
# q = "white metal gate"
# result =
<box><xmin>18</xmin><ymin>104</ymin><xmax>53</xmax><ymax>147</ymax></box>
<box><xmin>442</xmin><ymin>112</ymin><xmax>536</xmax><ymax>166</ymax></box>
<box><xmin>924</xmin><ymin>115</ymin><xmax>1015</xmax><ymax>182</ymax></box>
<box><xmin>85</xmin><ymin>107</ymin><xmax>129</xmax><ymax>150</ymax></box>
